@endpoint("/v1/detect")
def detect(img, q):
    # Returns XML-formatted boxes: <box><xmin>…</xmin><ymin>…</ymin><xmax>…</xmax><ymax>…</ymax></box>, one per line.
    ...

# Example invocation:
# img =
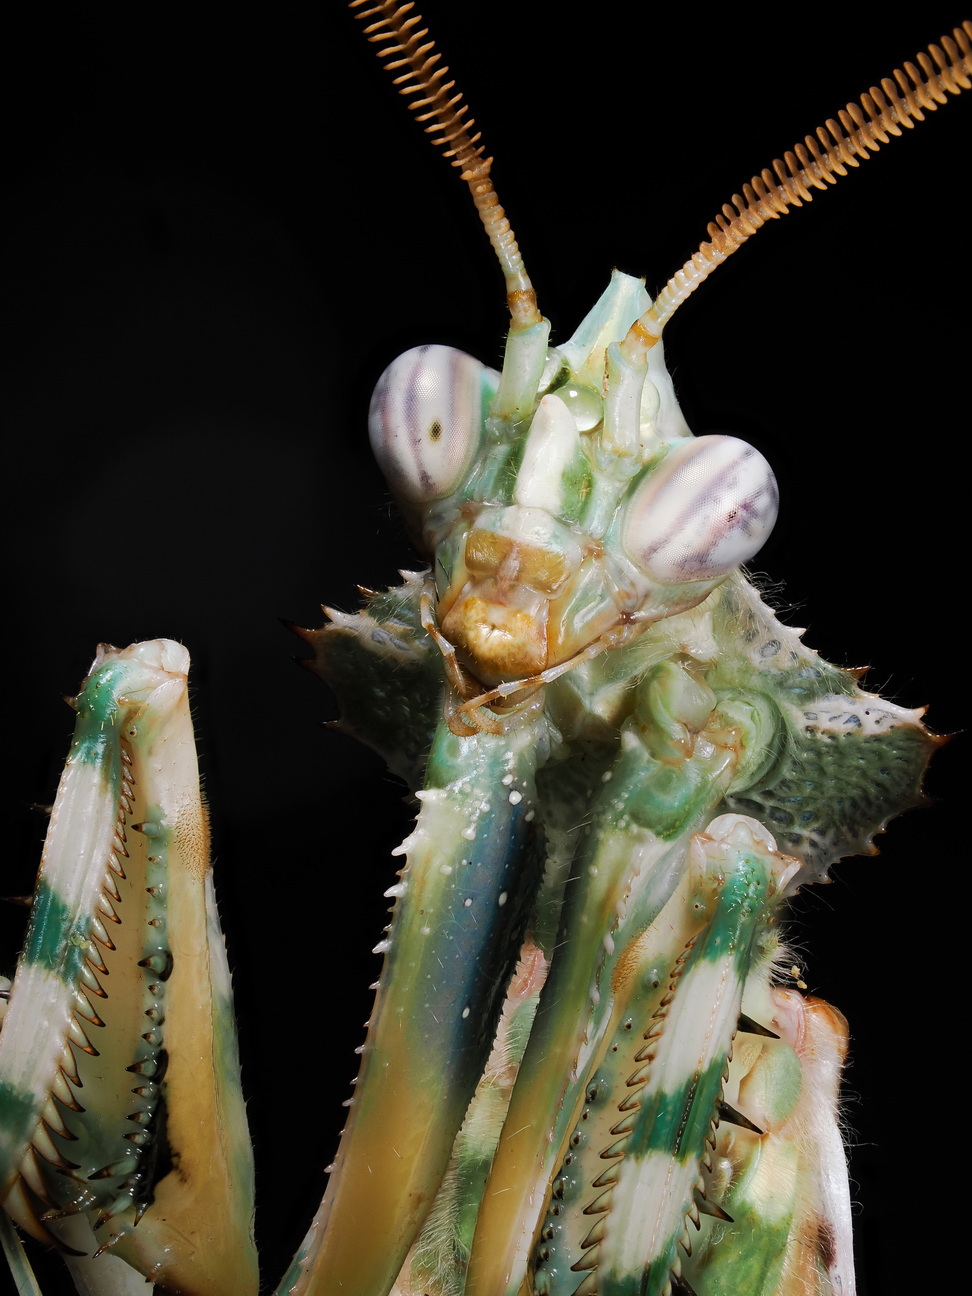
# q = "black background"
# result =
<box><xmin>4</xmin><ymin>6</ymin><xmax>967</xmax><ymax>1293</ymax></box>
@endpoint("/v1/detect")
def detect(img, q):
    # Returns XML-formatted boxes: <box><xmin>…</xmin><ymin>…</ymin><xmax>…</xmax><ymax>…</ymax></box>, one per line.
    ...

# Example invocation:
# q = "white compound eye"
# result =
<box><xmin>368</xmin><ymin>345</ymin><xmax>486</xmax><ymax>503</ymax></box>
<box><xmin>622</xmin><ymin>434</ymin><xmax>778</xmax><ymax>582</ymax></box>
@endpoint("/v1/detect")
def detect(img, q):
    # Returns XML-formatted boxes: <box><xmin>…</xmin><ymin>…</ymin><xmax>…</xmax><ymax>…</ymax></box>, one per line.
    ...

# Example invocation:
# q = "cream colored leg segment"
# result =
<box><xmin>0</xmin><ymin>642</ymin><xmax>256</xmax><ymax>1296</ymax></box>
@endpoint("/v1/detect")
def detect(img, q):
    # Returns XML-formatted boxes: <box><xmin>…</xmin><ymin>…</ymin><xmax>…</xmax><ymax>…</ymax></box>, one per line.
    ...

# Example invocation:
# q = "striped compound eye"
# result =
<box><xmin>622</xmin><ymin>435</ymin><xmax>778</xmax><ymax>583</ymax></box>
<box><xmin>369</xmin><ymin>345</ymin><xmax>487</xmax><ymax>504</ymax></box>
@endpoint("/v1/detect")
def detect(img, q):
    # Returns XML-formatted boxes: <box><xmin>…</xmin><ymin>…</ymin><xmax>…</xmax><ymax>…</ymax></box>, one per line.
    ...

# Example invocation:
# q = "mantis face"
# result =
<box><xmin>3</xmin><ymin>7</ymin><xmax>966</xmax><ymax>1294</ymax></box>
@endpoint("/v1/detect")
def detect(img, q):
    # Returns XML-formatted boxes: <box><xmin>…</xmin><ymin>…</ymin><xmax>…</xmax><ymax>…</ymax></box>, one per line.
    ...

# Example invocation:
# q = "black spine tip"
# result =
<box><xmin>737</xmin><ymin>1012</ymin><xmax>778</xmax><ymax>1039</ymax></box>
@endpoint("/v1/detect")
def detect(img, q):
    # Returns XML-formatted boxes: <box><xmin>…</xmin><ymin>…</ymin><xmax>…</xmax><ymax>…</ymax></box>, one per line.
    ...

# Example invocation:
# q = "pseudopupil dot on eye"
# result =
<box><xmin>368</xmin><ymin>344</ymin><xmax>486</xmax><ymax>502</ymax></box>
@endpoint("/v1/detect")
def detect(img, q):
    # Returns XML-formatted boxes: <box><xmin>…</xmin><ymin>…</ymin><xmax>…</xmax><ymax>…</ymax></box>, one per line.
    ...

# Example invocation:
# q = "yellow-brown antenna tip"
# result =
<box><xmin>350</xmin><ymin>1</ymin><xmax>540</xmax><ymax>328</ymax></box>
<box><xmin>621</xmin><ymin>21</ymin><xmax>972</xmax><ymax>361</ymax></box>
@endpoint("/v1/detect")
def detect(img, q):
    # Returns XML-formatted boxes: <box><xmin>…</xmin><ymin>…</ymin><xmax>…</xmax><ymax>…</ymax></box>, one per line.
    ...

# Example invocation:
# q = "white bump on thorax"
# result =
<box><xmin>514</xmin><ymin>393</ymin><xmax>580</xmax><ymax>514</ymax></box>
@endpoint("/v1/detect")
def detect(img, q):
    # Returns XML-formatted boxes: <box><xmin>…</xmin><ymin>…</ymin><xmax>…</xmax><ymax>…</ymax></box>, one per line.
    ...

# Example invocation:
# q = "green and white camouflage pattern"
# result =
<box><xmin>296</xmin><ymin>270</ymin><xmax>936</xmax><ymax>1296</ymax></box>
<box><xmin>2</xmin><ymin>9</ymin><xmax>966</xmax><ymax>1296</ymax></box>
<box><xmin>0</xmin><ymin>643</ymin><xmax>256</xmax><ymax>1296</ymax></box>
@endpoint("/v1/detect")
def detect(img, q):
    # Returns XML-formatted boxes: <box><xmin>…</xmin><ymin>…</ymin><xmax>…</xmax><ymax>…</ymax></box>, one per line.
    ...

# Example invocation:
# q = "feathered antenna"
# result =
<box><xmin>620</xmin><ymin>21</ymin><xmax>972</xmax><ymax>361</ymax></box>
<box><xmin>351</xmin><ymin>1</ymin><xmax>541</xmax><ymax>330</ymax></box>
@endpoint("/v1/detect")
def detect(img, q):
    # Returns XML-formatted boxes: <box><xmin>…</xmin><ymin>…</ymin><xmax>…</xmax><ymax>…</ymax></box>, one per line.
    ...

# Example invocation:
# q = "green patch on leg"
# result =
<box><xmin>0</xmin><ymin>1080</ymin><xmax>38</xmax><ymax>1146</ymax></box>
<box><xmin>638</xmin><ymin>1053</ymin><xmax>729</xmax><ymax>1160</ymax></box>
<box><xmin>694</xmin><ymin>1210</ymin><xmax>791</xmax><ymax>1296</ymax></box>
<box><xmin>20</xmin><ymin>878</ymin><xmax>88</xmax><ymax>984</ymax></box>
<box><xmin>690</xmin><ymin>1139</ymin><xmax>798</xmax><ymax>1295</ymax></box>
<box><xmin>70</xmin><ymin>658</ymin><xmax>129</xmax><ymax>773</ymax></box>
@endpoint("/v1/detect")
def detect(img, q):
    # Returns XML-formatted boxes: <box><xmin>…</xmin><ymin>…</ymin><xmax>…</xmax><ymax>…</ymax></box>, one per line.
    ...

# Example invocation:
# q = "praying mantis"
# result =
<box><xmin>3</xmin><ymin>4</ymin><xmax>968</xmax><ymax>1292</ymax></box>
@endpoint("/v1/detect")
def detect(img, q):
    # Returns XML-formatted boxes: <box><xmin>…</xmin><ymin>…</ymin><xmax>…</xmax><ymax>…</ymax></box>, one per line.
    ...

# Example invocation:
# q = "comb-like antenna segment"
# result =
<box><xmin>621</xmin><ymin>21</ymin><xmax>972</xmax><ymax>362</ymax></box>
<box><xmin>351</xmin><ymin>1</ymin><xmax>541</xmax><ymax>330</ymax></box>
